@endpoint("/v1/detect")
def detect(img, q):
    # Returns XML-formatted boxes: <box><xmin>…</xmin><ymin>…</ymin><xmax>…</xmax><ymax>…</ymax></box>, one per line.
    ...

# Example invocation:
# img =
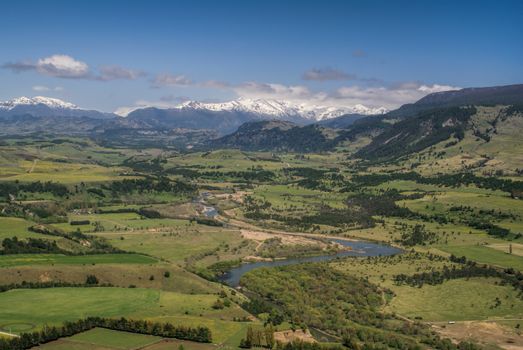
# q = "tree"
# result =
<box><xmin>268</xmin><ymin>309</ymin><xmax>284</xmax><ymax>326</ymax></box>
<box><xmin>85</xmin><ymin>275</ymin><xmax>99</xmax><ymax>285</ymax></box>
<box><xmin>265</xmin><ymin>324</ymin><xmax>275</xmax><ymax>349</ymax></box>
<box><xmin>245</xmin><ymin>326</ymin><xmax>254</xmax><ymax>347</ymax></box>
<box><xmin>212</xmin><ymin>299</ymin><xmax>224</xmax><ymax>309</ymax></box>
<box><xmin>342</xmin><ymin>335</ymin><xmax>361</xmax><ymax>350</ymax></box>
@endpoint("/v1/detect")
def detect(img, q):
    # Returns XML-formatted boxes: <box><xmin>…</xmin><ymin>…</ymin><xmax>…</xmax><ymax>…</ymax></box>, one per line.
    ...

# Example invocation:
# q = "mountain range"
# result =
<box><xmin>120</xmin><ymin>98</ymin><xmax>387</xmax><ymax>120</ymax></box>
<box><xmin>0</xmin><ymin>84</ymin><xmax>522</xmax><ymax>160</ymax></box>
<box><xmin>0</xmin><ymin>96</ymin><xmax>385</xmax><ymax>137</ymax></box>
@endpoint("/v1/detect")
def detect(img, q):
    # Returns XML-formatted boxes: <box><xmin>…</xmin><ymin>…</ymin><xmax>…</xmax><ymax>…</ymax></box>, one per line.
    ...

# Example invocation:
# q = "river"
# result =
<box><xmin>218</xmin><ymin>238</ymin><xmax>402</xmax><ymax>287</ymax></box>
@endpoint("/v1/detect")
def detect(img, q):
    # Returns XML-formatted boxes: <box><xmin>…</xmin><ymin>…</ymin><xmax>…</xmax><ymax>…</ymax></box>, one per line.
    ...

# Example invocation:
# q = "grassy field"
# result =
<box><xmin>35</xmin><ymin>341</ymin><xmax>116</xmax><ymax>350</ymax></box>
<box><xmin>0</xmin><ymin>159</ymin><xmax>130</xmax><ymax>184</ymax></box>
<box><xmin>97</xmin><ymin>228</ymin><xmax>250</xmax><ymax>266</ymax></box>
<box><xmin>148</xmin><ymin>315</ymin><xmax>258</xmax><ymax>345</ymax></box>
<box><xmin>0</xmin><ymin>287</ymin><xmax>250</xmax><ymax>334</ymax></box>
<box><xmin>140</xmin><ymin>339</ymin><xmax>217</xmax><ymax>350</ymax></box>
<box><xmin>487</xmin><ymin>242</ymin><xmax>523</xmax><ymax>256</ymax></box>
<box><xmin>0</xmin><ymin>253</ymin><xmax>157</xmax><ymax>267</ymax></box>
<box><xmin>67</xmin><ymin>328</ymin><xmax>161</xmax><ymax>349</ymax></box>
<box><xmin>436</xmin><ymin>244</ymin><xmax>523</xmax><ymax>271</ymax></box>
<box><xmin>387</xmin><ymin>277</ymin><xmax>523</xmax><ymax>321</ymax></box>
<box><xmin>252</xmin><ymin>184</ymin><xmax>348</xmax><ymax>211</ymax></box>
<box><xmin>50</xmin><ymin>213</ymin><xmax>191</xmax><ymax>233</ymax></box>
<box><xmin>36</xmin><ymin>329</ymin><xmax>218</xmax><ymax>350</ymax></box>
<box><xmin>0</xmin><ymin>264</ymin><xmax>218</xmax><ymax>294</ymax></box>
<box><xmin>331</xmin><ymin>253</ymin><xmax>523</xmax><ymax>322</ymax></box>
<box><xmin>0</xmin><ymin>217</ymin><xmax>44</xmax><ymax>240</ymax></box>
<box><xmin>330</xmin><ymin>252</ymin><xmax>458</xmax><ymax>286</ymax></box>
<box><xmin>399</xmin><ymin>190</ymin><xmax>523</xmax><ymax>241</ymax></box>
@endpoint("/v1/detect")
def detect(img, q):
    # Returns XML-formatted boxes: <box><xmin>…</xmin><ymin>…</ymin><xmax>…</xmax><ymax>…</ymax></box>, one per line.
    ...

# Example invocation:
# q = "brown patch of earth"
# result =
<box><xmin>240</xmin><ymin>229</ymin><xmax>321</xmax><ymax>246</ymax></box>
<box><xmin>274</xmin><ymin>329</ymin><xmax>316</xmax><ymax>344</ymax></box>
<box><xmin>214</xmin><ymin>191</ymin><xmax>251</xmax><ymax>204</ymax></box>
<box><xmin>38</xmin><ymin>272</ymin><xmax>52</xmax><ymax>283</ymax></box>
<box><xmin>155</xmin><ymin>203</ymin><xmax>199</xmax><ymax>219</ymax></box>
<box><xmin>433</xmin><ymin>321</ymin><xmax>523</xmax><ymax>350</ymax></box>
<box><xmin>240</xmin><ymin>229</ymin><xmax>344</xmax><ymax>255</ymax></box>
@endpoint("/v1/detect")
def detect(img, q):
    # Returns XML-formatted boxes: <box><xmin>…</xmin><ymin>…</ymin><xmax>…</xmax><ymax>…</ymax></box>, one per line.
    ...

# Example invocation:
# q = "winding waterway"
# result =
<box><xmin>218</xmin><ymin>239</ymin><xmax>402</xmax><ymax>287</ymax></box>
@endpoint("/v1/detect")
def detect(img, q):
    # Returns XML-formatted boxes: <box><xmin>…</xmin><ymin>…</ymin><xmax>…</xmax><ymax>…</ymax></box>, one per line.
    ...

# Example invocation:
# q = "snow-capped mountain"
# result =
<box><xmin>119</xmin><ymin>98</ymin><xmax>388</xmax><ymax>135</ymax></box>
<box><xmin>0</xmin><ymin>96</ymin><xmax>78</xmax><ymax>110</ymax></box>
<box><xmin>171</xmin><ymin>98</ymin><xmax>387</xmax><ymax>121</ymax></box>
<box><xmin>0</xmin><ymin>96</ymin><xmax>116</xmax><ymax>119</ymax></box>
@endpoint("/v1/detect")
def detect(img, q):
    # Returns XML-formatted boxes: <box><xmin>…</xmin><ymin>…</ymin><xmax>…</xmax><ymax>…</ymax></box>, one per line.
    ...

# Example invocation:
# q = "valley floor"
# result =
<box><xmin>0</xmin><ymin>141</ymin><xmax>522</xmax><ymax>350</ymax></box>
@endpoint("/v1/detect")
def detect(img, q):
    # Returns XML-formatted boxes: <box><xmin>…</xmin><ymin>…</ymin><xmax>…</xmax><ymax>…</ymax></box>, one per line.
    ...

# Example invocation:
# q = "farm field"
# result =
<box><xmin>0</xmin><ymin>253</ymin><xmax>157</xmax><ymax>267</ymax></box>
<box><xmin>436</xmin><ymin>244</ymin><xmax>523</xmax><ymax>271</ymax></box>
<box><xmin>0</xmin><ymin>217</ymin><xmax>43</xmax><ymax>239</ymax></box>
<box><xmin>0</xmin><ymin>159</ymin><xmax>130</xmax><ymax>184</ymax></box>
<box><xmin>0</xmin><ymin>287</ymin><xmax>250</xmax><ymax>335</ymax></box>
<box><xmin>64</xmin><ymin>328</ymin><xmax>161</xmax><ymax>349</ymax></box>
<box><xmin>387</xmin><ymin>277</ymin><xmax>523</xmax><ymax>321</ymax></box>
<box><xmin>35</xmin><ymin>328</ymin><xmax>220</xmax><ymax>350</ymax></box>
<box><xmin>51</xmin><ymin>214</ymin><xmax>190</xmax><ymax>233</ymax></box>
<box><xmin>96</xmin><ymin>228</ymin><xmax>250</xmax><ymax>266</ymax></box>
<box><xmin>0</xmin><ymin>264</ymin><xmax>217</xmax><ymax>294</ymax></box>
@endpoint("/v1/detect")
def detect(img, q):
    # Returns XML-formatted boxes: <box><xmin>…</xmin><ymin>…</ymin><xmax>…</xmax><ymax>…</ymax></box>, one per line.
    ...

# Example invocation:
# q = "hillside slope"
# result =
<box><xmin>209</xmin><ymin>120</ymin><xmax>337</xmax><ymax>152</ymax></box>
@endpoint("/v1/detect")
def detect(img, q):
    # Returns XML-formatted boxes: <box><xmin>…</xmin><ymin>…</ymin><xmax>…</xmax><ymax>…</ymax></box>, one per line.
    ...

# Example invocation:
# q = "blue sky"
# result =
<box><xmin>0</xmin><ymin>0</ymin><xmax>521</xmax><ymax>113</ymax></box>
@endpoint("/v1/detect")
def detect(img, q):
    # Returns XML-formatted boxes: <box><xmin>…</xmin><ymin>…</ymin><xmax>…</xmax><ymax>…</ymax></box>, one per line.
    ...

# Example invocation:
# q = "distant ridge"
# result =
<box><xmin>119</xmin><ymin>98</ymin><xmax>388</xmax><ymax>120</ymax></box>
<box><xmin>415</xmin><ymin>84</ymin><xmax>523</xmax><ymax>106</ymax></box>
<box><xmin>315</xmin><ymin>114</ymin><xmax>366</xmax><ymax>129</ymax></box>
<box><xmin>209</xmin><ymin>120</ymin><xmax>335</xmax><ymax>152</ymax></box>
<box><xmin>0</xmin><ymin>96</ymin><xmax>116</xmax><ymax>120</ymax></box>
<box><xmin>387</xmin><ymin>84</ymin><xmax>523</xmax><ymax>118</ymax></box>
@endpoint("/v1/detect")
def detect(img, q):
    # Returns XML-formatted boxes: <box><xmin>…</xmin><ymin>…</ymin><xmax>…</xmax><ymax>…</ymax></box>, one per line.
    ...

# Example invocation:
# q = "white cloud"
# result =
<box><xmin>97</xmin><ymin>65</ymin><xmax>144</xmax><ymax>81</ymax></box>
<box><xmin>234</xmin><ymin>82</ymin><xmax>312</xmax><ymax>100</ymax></box>
<box><xmin>303</xmin><ymin>67</ymin><xmax>357</xmax><ymax>81</ymax></box>
<box><xmin>114</xmin><ymin>99</ymin><xmax>181</xmax><ymax>116</ymax></box>
<box><xmin>200</xmin><ymin>80</ymin><xmax>230</xmax><ymax>88</ymax></box>
<box><xmin>417</xmin><ymin>84</ymin><xmax>459</xmax><ymax>94</ymax></box>
<box><xmin>352</xmin><ymin>49</ymin><xmax>367</xmax><ymax>58</ymax></box>
<box><xmin>233</xmin><ymin>81</ymin><xmax>461</xmax><ymax>109</ymax></box>
<box><xmin>3</xmin><ymin>54</ymin><xmax>144</xmax><ymax>81</ymax></box>
<box><xmin>152</xmin><ymin>73</ymin><xmax>192</xmax><ymax>87</ymax></box>
<box><xmin>36</xmin><ymin>55</ymin><xmax>90</xmax><ymax>78</ymax></box>
<box><xmin>32</xmin><ymin>85</ymin><xmax>64</xmax><ymax>92</ymax></box>
<box><xmin>115</xmin><ymin>80</ymin><xmax>460</xmax><ymax>116</ymax></box>
<box><xmin>32</xmin><ymin>85</ymin><xmax>49</xmax><ymax>92</ymax></box>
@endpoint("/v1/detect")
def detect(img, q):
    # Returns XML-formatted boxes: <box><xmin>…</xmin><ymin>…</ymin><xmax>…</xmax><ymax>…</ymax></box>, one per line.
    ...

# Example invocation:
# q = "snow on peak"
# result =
<box><xmin>0</xmin><ymin>96</ymin><xmax>78</xmax><ymax>110</ymax></box>
<box><xmin>173</xmin><ymin>98</ymin><xmax>387</xmax><ymax>120</ymax></box>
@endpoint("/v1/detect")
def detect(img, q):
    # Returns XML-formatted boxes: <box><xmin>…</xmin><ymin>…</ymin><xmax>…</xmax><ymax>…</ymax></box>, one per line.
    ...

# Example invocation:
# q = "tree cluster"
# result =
<box><xmin>394</xmin><ymin>257</ymin><xmax>523</xmax><ymax>298</ymax></box>
<box><xmin>1</xmin><ymin>237</ymin><xmax>66</xmax><ymax>255</ymax></box>
<box><xmin>0</xmin><ymin>181</ymin><xmax>69</xmax><ymax>200</ymax></box>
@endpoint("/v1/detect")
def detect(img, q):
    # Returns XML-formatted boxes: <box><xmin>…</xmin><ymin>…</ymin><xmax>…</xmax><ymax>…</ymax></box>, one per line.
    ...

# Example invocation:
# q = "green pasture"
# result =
<box><xmin>97</xmin><ymin>228</ymin><xmax>248</xmax><ymax>265</ymax></box>
<box><xmin>0</xmin><ymin>287</ymin><xmax>250</xmax><ymax>335</ymax></box>
<box><xmin>437</xmin><ymin>244</ymin><xmax>523</xmax><ymax>271</ymax></box>
<box><xmin>0</xmin><ymin>217</ymin><xmax>43</xmax><ymax>240</ymax></box>
<box><xmin>68</xmin><ymin>328</ymin><xmax>161</xmax><ymax>349</ymax></box>
<box><xmin>0</xmin><ymin>253</ymin><xmax>157</xmax><ymax>267</ymax></box>
<box><xmin>388</xmin><ymin>277</ymin><xmax>523</xmax><ymax>322</ymax></box>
